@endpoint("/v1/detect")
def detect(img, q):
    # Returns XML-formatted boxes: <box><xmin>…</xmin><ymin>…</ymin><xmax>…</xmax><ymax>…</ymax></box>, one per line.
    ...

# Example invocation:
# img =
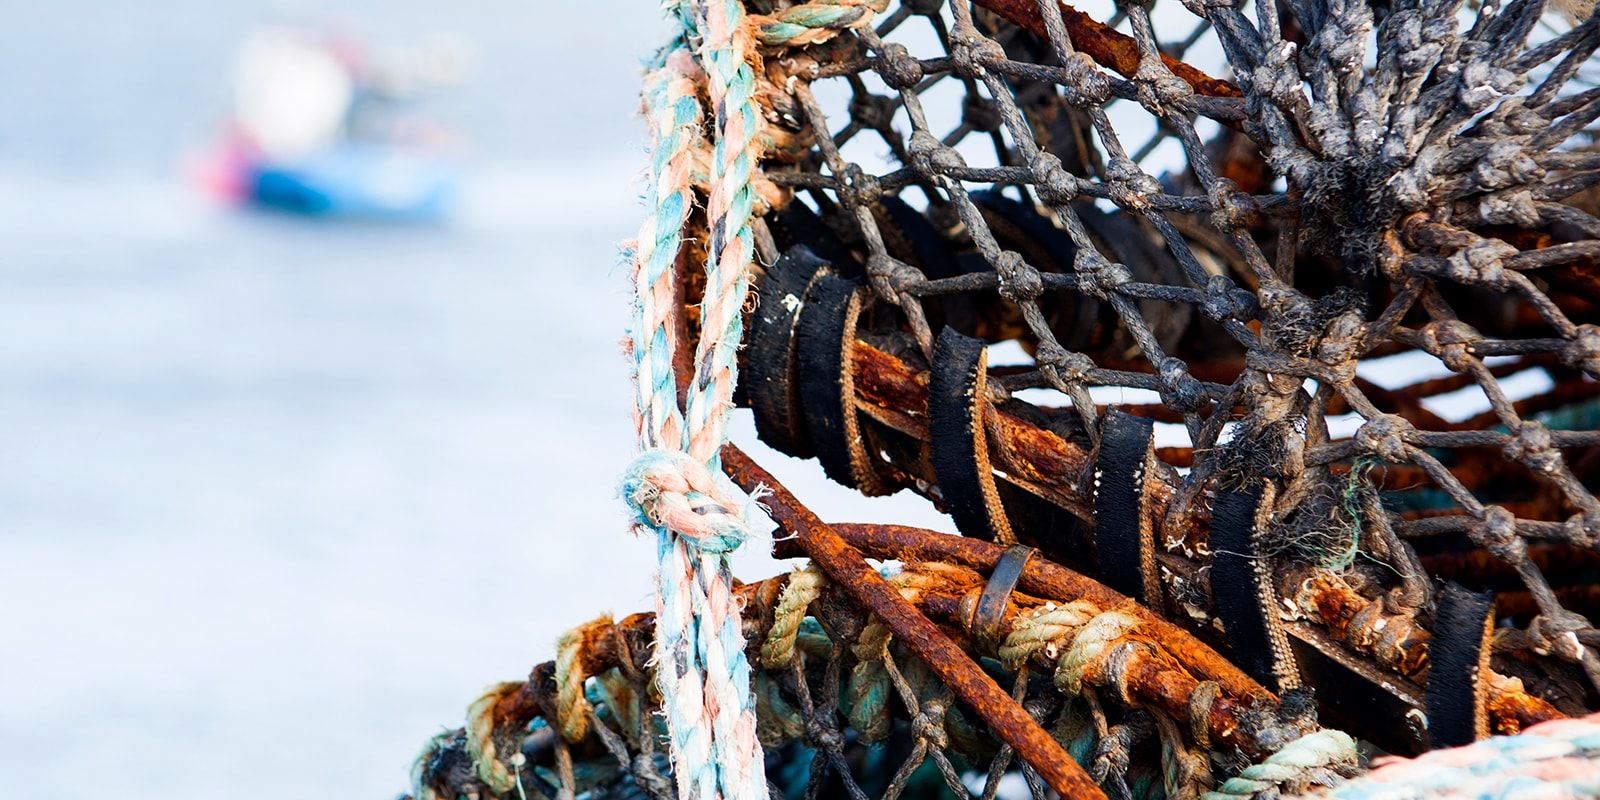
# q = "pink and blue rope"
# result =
<box><xmin>621</xmin><ymin>4</ymin><xmax>889</xmax><ymax>797</ymax></box>
<box><xmin>621</xmin><ymin>3</ymin><xmax>764</xmax><ymax>798</ymax></box>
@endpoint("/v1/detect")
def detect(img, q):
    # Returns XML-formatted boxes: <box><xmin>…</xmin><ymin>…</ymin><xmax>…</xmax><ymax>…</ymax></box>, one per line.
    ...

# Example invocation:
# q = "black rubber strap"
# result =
<box><xmin>1094</xmin><ymin>410</ymin><xmax>1158</xmax><ymax>606</ymax></box>
<box><xmin>1210</xmin><ymin>484</ymin><xmax>1299</xmax><ymax>693</ymax></box>
<box><xmin>929</xmin><ymin>326</ymin><xmax>1015</xmax><ymax>543</ymax></box>
<box><xmin>796</xmin><ymin>274</ymin><xmax>884</xmax><ymax>493</ymax></box>
<box><xmin>1427</xmin><ymin>582</ymin><xmax>1496</xmax><ymax>749</ymax></box>
<box><xmin>746</xmin><ymin>245</ymin><xmax>830</xmax><ymax>458</ymax></box>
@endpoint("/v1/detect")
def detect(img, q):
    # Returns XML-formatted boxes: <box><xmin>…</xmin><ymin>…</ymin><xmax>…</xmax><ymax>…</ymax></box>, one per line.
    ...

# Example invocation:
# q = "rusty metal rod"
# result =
<box><xmin>916</xmin><ymin>590</ymin><xmax>1266</xmax><ymax>757</ymax></box>
<box><xmin>784</xmin><ymin>521</ymin><xmax>1272</xmax><ymax>704</ymax></box>
<box><xmin>722</xmin><ymin>443</ymin><xmax>1109</xmax><ymax>800</ymax></box>
<box><xmin>1287</xmin><ymin>569</ymin><xmax>1564</xmax><ymax>733</ymax></box>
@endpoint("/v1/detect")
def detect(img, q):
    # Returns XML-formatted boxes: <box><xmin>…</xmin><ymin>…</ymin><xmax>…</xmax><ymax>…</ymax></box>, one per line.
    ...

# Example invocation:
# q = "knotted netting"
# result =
<box><xmin>407</xmin><ymin>0</ymin><xmax>1600</xmax><ymax>798</ymax></box>
<box><xmin>737</xmin><ymin>0</ymin><xmax>1600</xmax><ymax>748</ymax></box>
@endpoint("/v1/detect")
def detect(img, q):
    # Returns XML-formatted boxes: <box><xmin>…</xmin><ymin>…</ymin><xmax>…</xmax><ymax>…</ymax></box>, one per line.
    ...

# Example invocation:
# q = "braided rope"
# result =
<box><xmin>554</xmin><ymin>615</ymin><xmax>614</xmax><ymax>743</ymax></box>
<box><xmin>676</xmin><ymin>4</ymin><xmax>766</xmax><ymax>796</ymax></box>
<box><xmin>625</xmin><ymin>31</ymin><xmax>729</xmax><ymax>800</ymax></box>
<box><xmin>621</xmin><ymin>3</ymin><xmax>903</xmax><ymax>796</ymax></box>
<box><xmin>684</xmin><ymin>0</ymin><xmax>760</xmax><ymax>466</ymax></box>
<box><xmin>998</xmin><ymin>601</ymin><xmax>1102</xmax><ymax>670</ymax></box>
<box><xmin>1322</xmin><ymin>712</ymin><xmax>1600</xmax><ymax>800</ymax></box>
<box><xmin>464</xmin><ymin>681</ymin><xmax>529</xmax><ymax>796</ymax></box>
<box><xmin>753</xmin><ymin>0</ymin><xmax>890</xmax><ymax>47</ymax></box>
<box><xmin>761</xmin><ymin>565</ymin><xmax>826</xmax><ymax>668</ymax></box>
<box><xmin>1202</xmin><ymin>730</ymin><xmax>1359</xmax><ymax>799</ymax></box>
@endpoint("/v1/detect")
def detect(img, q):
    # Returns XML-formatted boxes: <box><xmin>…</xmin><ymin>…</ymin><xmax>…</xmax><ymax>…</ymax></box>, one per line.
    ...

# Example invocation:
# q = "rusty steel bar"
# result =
<box><xmin>722</xmin><ymin>443</ymin><xmax>1110</xmax><ymax>800</ymax></box>
<box><xmin>1286</xmin><ymin>569</ymin><xmax>1564</xmax><ymax>733</ymax></box>
<box><xmin>916</xmin><ymin>590</ymin><xmax>1269</xmax><ymax>757</ymax></box>
<box><xmin>790</xmin><ymin>521</ymin><xmax>1272</xmax><ymax>703</ymax></box>
<box><xmin>852</xmin><ymin>339</ymin><xmax>1194</xmax><ymax>538</ymax></box>
<box><xmin>972</xmin><ymin>0</ymin><xmax>1242</xmax><ymax>98</ymax></box>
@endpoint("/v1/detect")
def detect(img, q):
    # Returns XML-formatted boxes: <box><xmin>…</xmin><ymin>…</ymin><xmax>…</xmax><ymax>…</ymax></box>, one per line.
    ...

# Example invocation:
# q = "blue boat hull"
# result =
<box><xmin>247</xmin><ymin>145</ymin><xmax>457</xmax><ymax>222</ymax></box>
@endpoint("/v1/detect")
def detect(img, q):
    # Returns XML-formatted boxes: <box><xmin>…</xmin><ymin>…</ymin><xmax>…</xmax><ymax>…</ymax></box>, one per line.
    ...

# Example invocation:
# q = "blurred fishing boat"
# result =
<box><xmin>198</xmin><ymin>27</ymin><xmax>468</xmax><ymax>222</ymax></box>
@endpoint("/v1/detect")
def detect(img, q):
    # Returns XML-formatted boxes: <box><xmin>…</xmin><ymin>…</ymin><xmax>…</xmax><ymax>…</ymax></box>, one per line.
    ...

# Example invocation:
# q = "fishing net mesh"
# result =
<box><xmin>745</xmin><ymin>0</ymin><xmax>1600</xmax><ymax>727</ymax></box>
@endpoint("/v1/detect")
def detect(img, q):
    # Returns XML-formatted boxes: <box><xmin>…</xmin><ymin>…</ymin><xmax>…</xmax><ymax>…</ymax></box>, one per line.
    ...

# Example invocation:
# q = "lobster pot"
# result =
<box><xmin>735</xmin><ymin>0</ymin><xmax>1600</xmax><ymax>758</ymax></box>
<box><xmin>408</xmin><ymin>1</ymin><xmax>1600</xmax><ymax>799</ymax></box>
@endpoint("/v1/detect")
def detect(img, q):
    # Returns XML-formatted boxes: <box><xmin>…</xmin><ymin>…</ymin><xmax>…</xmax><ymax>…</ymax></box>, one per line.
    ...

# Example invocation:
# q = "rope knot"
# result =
<box><xmin>1478</xmin><ymin>188</ymin><xmax>1541</xmax><ymax>227</ymax></box>
<box><xmin>1565</xmin><ymin>512</ymin><xmax>1600</xmax><ymax>550</ymax></box>
<box><xmin>804</xmin><ymin>717</ymin><xmax>847</xmax><ymax>751</ymax></box>
<box><xmin>1419</xmin><ymin>319</ymin><xmax>1481</xmax><ymax>372</ymax></box>
<box><xmin>1058</xmin><ymin>51</ymin><xmax>1113</xmax><ymax>106</ymax></box>
<box><xmin>1208</xmin><ymin>177</ymin><xmax>1261</xmax><ymax>231</ymax></box>
<box><xmin>1472</xmin><ymin>506</ymin><xmax>1527</xmax><ymax>564</ymax></box>
<box><xmin>1316</xmin><ymin>310</ymin><xmax>1366</xmax><ymax>382</ymax></box>
<box><xmin>836</xmin><ymin>163</ymin><xmax>883</xmax><ymax>209</ymax></box>
<box><xmin>1157</xmin><ymin>357</ymin><xmax>1207</xmax><ymax>413</ymax></box>
<box><xmin>867</xmin><ymin>252</ymin><xmax>926</xmax><ymax>300</ymax></box>
<box><xmin>1029</xmin><ymin>151</ymin><xmax>1078</xmax><ymax>206</ymax></box>
<box><xmin>1354</xmin><ymin>414</ymin><xmax>1414</xmax><ymax>462</ymax></box>
<box><xmin>995</xmin><ymin>250</ymin><xmax>1044</xmax><ymax>304</ymax></box>
<box><xmin>876</xmin><ymin>41</ymin><xmax>924</xmax><ymax>89</ymax></box>
<box><xmin>1074</xmin><ymin>247</ymin><xmax>1131</xmax><ymax>301</ymax></box>
<box><xmin>908</xmin><ymin>129</ymin><xmax>964</xmax><ymax>175</ymax></box>
<box><xmin>1037</xmin><ymin>340</ymin><xmax>1097</xmax><ymax>385</ymax></box>
<box><xmin>1446</xmin><ymin>237</ymin><xmax>1515</xmax><ymax>288</ymax></box>
<box><xmin>1203</xmin><ymin>273</ymin><xmax>1254</xmax><ymax>322</ymax></box>
<box><xmin>1562</xmin><ymin>324</ymin><xmax>1600</xmax><ymax>379</ymax></box>
<box><xmin>1474</xmin><ymin>141</ymin><xmax>1544</xmax><ymax>191</ymax></box>
<box><xmin>1106</xmin><ymin>157</ymin><xmax>1162</xmax><ymax>211</ymax></box>
<box><xmin>622</xmin><ymin>449</ymin><xmax>750</xmax><ymax>553</ymax></box>
<box><xmin>911</xmin><ymin>702</ymin><xmax>951</xmax><ymax>748</ymax></box>
<box><xmin>1457</xmin><ymin>60</ymin><xmax>1523</xmax><ymax>113</ymax></box>
<box><xmin>948</xmin><ymin>26</ymin><xmax>1004</xmax><ymax>78</ymax></box>
<box><xmin>1133</xmin><ymin>52</ymin><xmax>1192</xmax><ymax>116</ymax></box>
<box><xmin>1504</xmin><ymin>420</ymin><xmax>1560</xmax><ymax>475</ymax></box>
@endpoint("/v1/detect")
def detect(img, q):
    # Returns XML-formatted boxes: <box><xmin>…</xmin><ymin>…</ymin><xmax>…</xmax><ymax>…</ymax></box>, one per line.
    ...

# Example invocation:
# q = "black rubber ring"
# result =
<box><xmin>929</xmin><ymin>326</ymin><xmax>1013</xmax><ymax>542</ymax></box>
<box><xmin>746</xmin><ymin>245</ymin><xmax>831</xmax><ymax>458</ymax></box>
<box><xmin>1210</xmin><ymin>485</ymin><xmax>1294</xmax><ymax>692</ymax></box>
<box><xmin>796</xmin><ymin>273</ymin><xmax>862</xmax><ymax>489</ymax></box>
<box><xmin>1427</xmin><ymin>582</ymin><xmax>1496</xmax><ymax>749</ymax></box>
<box><xmin>1094</xmin><ymin>409</ymin><xmax>1157</xmax><ymax>605</ymax></box>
